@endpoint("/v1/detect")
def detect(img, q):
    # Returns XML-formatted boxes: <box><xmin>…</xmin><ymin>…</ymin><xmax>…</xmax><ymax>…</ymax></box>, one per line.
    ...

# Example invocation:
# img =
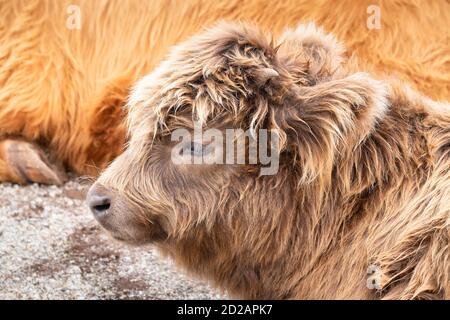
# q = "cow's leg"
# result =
<box><xmin>0</xmin><ymin>138</ymin><xmax>66</xmax><ymax>185</ymax></box>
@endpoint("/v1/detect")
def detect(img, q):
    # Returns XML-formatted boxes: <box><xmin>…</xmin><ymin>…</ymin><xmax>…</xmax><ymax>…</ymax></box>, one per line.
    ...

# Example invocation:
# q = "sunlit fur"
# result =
<box><xmin>94</xmin><ymin>22</ymin><xmax>450</xmax><ymax>299</ymax></box>
<box><xmin>0</xmin><ymin>0</ymin><xmax>449</xmax><ymax>182</ymax></box>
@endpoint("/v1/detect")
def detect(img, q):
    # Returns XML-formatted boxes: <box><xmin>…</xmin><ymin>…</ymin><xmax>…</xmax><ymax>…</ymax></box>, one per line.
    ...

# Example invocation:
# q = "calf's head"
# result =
<box><xmin>87</xmin><ymin>22</ymin><xmax>387</xmax><ymax>295</ymax></box>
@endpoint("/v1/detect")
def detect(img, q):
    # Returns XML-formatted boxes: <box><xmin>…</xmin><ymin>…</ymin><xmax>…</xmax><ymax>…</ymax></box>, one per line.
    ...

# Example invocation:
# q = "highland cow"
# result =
<box><xmin>0</xmin><ymin>0</ymin><xmax>449</xmax><ymax>185</ymax></box>
<box><xmin>87</xmin><ymin>22</ymin><xmax>450</xmax><ymax>299</ymax></box>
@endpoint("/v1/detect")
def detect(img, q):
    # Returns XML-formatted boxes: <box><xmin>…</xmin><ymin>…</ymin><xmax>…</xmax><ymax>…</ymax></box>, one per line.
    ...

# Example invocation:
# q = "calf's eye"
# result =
<box><xmin>180</xmin><ymin>142</ymin><xmax>212</xmax><ymax>157</ymax></box>
<box><xmin>189</xmin><ymin>142</ymin><xmax>203</xmax><ymax>156</ymax></box>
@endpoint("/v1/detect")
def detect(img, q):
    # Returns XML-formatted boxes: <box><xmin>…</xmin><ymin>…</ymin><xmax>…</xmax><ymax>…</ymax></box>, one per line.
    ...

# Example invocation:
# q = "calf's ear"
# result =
<box><xmin>258</xmin><ymin>23</ymin><xmax>388</xmax><ymax>183</ymax></box>
<box><xmin>270</xmin><ymin>72</ymin><xmax>388</xmax><ymax>183</ymax></box>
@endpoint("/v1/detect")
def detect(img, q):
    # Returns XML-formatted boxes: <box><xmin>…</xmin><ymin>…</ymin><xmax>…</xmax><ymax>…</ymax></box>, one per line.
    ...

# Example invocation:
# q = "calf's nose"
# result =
<box><xmin>87</xmin><ymin>187</ymin><xmax>112</xmax><ymax>220</ymax></box>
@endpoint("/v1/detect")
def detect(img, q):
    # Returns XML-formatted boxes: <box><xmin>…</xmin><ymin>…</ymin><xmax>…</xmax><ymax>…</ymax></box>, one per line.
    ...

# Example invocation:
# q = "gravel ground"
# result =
<box><xmin>0</xmin><ymin>180</ymin><xmax>223</xmax><ymax>299</ymax></box>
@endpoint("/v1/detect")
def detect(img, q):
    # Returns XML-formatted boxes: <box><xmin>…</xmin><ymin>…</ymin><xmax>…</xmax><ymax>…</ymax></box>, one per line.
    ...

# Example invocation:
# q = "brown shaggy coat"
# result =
<box><xmin>90</xmin><ymin>21</ymin><xmax>450</xmax><ymax>299</ymax></box>
<box><xmin>0</xmin><ymin>0</ymin><xmax>449</xmax><ymax>184</ymax></box>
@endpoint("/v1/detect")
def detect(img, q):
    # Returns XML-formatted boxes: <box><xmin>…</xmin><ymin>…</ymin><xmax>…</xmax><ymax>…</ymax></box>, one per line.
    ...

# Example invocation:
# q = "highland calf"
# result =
<box><xmin>88</xmin><ymin>22</ymin><xmax>450</xmax><ymax>299</ymax></box>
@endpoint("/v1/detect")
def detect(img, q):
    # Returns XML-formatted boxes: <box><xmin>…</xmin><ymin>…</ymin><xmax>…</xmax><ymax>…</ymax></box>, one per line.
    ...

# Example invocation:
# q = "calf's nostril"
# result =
<box><xmin>88</xmin><ymin>194</ymin><xmax>111</xmax><ymax>215</ymax></box>
<box><xmin>93</xmin><ymin>201</ymin><xmax>111</xmax><ymax>212</ymax></box>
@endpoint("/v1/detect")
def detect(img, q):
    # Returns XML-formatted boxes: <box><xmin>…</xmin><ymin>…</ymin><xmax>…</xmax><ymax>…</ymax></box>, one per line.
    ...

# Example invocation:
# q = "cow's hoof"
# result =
<box><xmin>0</xmin><ymin>139</ymin><xmax>67</xmax><ymax>185</ymax></box>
